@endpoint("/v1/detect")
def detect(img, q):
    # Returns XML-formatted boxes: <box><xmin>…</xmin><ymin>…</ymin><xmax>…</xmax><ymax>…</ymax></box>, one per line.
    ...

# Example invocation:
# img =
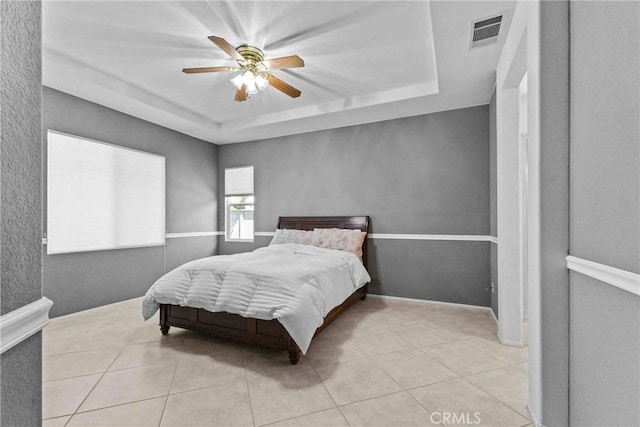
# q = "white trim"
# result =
<box><xmin>527</xmin><ymin>403</ymin><xmax>543</xmax><ymax>427</ymax></box>
<box><xmin>253</xmin><ymin>232</ymin><xmax>497</xmax><ymax>242</ymax></box>
<box><xmin>44</xmin><ymin>232</ymin><xmax>498</xmax><ymax>244</ymax></box>
<box><xmin>254</xmin><ymin>231</ymin><xmax>275</xmax><ymax>237</ymax></box>
<box><xmin>490</xmin><ymin>306</ymin><xmax>499</xmax><ymax>326</ymax></box>
<box><xmin>497</xmin><ymin>329</ymin><xmax>523</xmax><ymax>348</ymax></box>
<box><xmin>566</xmin><ymin>255</ymin><xmax>640</xmax><ymax>296</ymax></box>
<box><xmin>367</xmin><ymin>233</ymin><xmax>494</xmax><ymax>242</ymax></box>
<box><xmin>43</xmin><ymin>232</ymin><xmax>223</xmax><ymax>244</ymax></box>
<box><xmin>0</xmin><ymin>297</ymin><xmax>53</xmax><ymax>354</ymax></box>
<box><xmin>367</xmin><ymin>294</ymin><xmax>491</xmax><ymax>312</ymax></box>
<box><xmin>165</xmin><ymin>231</ymin><xmax>223</xmax><ymax>239</ymax></box>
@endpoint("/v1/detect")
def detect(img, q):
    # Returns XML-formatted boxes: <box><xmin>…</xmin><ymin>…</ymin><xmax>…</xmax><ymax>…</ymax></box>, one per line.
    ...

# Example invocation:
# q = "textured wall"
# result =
<box><xmin>218</xmin><ymin>106</ymin><xmax>492</xmax><ymax>306</ymax></box>
<box><xmin>489</xmin><ymin>89</ymin><xmax>498</xmax><ymax>319</ymax></box>
<box><xmin>1</xmin><ymin>334</ymin><xmax>42</xmax><ymax>426</ymax></box>
<box><xmin>43</xmin><ymin>88</ymin><xmax>218</xmax><ymax>317</ymax></box>
<box><xmin>569</xmin><ymin>2</ymin><xmax>640</xmax><ymax>425</ymax></box>
<box><xmin>0</xmin><ymin>1</ymin><xmax>43</xmax><ymax>425</ymax></box>
<box><xmin>1</xmin><ymin>0</ymin><xmax>42</xmax><ymax>314</ymax></box>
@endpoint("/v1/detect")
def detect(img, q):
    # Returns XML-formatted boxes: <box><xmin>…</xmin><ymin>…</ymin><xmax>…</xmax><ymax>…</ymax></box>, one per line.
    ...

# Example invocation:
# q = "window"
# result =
<box><xmin>47</xmin><ymin>130</ymin><xmax>165</xmax><ymax>254</ymax></box>
<box><xmin>225</xmin><ymin>166</ymin><xmax>254</xmax><ymax>241</ymax></box>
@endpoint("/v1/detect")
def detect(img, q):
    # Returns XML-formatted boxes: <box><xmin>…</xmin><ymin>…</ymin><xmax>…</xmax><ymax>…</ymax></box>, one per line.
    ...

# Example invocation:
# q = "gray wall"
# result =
<box><xmin>539</xmin><ymin>2</ymin><xmax>571</xmax><ymax>425</ymax></box>
<box><xmin>43</xmin><ymin>87</ymin><xmax>219</xmax><ymax>317</ymax></box>
<box><xmin>218</xmin><ymin>106</ymin><xmax>492</xmax><ymax>307</ymax></box>
<box><xmin>0</xmin><ymin>1</ymin><xmax>44</xmax><ymax>425</ymax></box>
<box><xmin>569</xmin><ymin>2</ymin><xmax>640</xmax><ymax>425</ymax></box>
<box><xmin>489</xmin><ymin>89</ymin><xmax>498</xmax><ymax>319</ymax></box>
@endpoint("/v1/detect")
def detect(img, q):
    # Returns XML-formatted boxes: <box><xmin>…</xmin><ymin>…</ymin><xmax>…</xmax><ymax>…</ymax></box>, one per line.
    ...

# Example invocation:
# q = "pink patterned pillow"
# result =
<box><xmin>269</xmin><ymin>229</ymin><xmax>314</xmax><ymax>246</ymax></box>
<box><xmin>310</xmin><ymin>228</ymin><xmax>367</xmax><ymax>257</ymax></box>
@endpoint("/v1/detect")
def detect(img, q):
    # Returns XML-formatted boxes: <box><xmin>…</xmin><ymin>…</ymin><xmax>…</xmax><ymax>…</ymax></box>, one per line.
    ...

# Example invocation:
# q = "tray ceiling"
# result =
<box><xmin>43</xmin><ymin>1</ymin><xmax>513</xmax><ymax>144</ymax></box>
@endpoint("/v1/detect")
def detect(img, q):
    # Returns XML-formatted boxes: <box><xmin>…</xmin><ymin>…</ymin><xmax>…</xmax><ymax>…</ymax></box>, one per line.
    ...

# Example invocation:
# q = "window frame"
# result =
<box><xmin>224</xmin><ymin>165</ymin><xmax>255</xmax><ymax>242</ymax></box>
<box><xmin>46</xmin><ymin>129</ymin><xmax>166</xmax><ymax>255</ymax></box>
<box><xmin>225</xmin><ymin>195</ymin><xmax>255</xmax><ymax>242</ymax></box>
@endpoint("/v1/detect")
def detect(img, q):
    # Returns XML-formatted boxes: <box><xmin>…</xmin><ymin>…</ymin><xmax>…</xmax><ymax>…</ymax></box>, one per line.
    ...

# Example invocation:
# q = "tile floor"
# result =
<box><xmin>43</xmin><ymin>296</ymin><xmax>531</xmax><ymax>427</ymax></box>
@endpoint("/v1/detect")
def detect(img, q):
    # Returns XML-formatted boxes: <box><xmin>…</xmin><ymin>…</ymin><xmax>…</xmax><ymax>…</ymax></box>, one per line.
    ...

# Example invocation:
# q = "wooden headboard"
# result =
<box><xmin>276</xmin><ymin>216</ymin><xmax>370</xmax><ymax>267</ymax></box>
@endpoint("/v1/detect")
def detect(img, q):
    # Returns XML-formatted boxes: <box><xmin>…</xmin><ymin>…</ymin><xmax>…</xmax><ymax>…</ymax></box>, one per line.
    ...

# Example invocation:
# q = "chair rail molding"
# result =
<box><xmin>252</xmin><ymin>232</ymin><xmax>496</xmax><ymax>241</ymax></box>
<box><xmin>0</xmin><ymin>297</ymin><xmax>54</xmax><ymax>354</ymax></box>
<box><xmin>368</xmin><ymin>233</ymin><xmax>495</xmax><ymax>242</ymax></box>
<box><xmin>45</xmin><ymin>232</ymin><xmax>497</xmax><ymax>244</ymax></box>
<box><xmin>566</xmin><ymin>255</ymin><xmax>640</xmax><ymax>296</ymax></box>
<box><xmin>44</xmin><ymin>231</ymin><xmax>223</xmax><ymax>244</ymax></box>
<box><xmin>165</xmin><ymin>231</ymin><xmax>223</xmax><ymax>239</ymax></box>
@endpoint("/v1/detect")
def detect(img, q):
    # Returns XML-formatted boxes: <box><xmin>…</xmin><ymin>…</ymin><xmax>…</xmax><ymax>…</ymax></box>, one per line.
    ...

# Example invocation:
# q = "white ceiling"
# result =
<box><xmin>43</xmin><ymin>1</ymin><xmax>513</xmax><ymax>144</ymax></box>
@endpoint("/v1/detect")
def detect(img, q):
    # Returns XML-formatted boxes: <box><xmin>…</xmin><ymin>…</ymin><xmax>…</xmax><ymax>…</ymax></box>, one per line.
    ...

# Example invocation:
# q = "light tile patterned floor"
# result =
<box><xmin>43</xmin><ymin>297</ymin><xmax>531</xmax><ymax>427</ymax></box>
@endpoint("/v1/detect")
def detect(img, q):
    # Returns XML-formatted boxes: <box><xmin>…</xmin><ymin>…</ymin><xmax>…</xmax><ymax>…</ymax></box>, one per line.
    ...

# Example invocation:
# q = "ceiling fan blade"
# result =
<box><xmin>182</xmin><ymin>66</ymin><xmax>237</xmax><ymax>74</ymax></box>
<box><xmin>261</xmin><ymin>55</ymin><xmax>305</xmax><ymax>70</ymax></box>
<box><xmin>234</xmin><ymin>84</ymin><xmax>248</xmax><ymax>102</ymax></box>
<box><xmin>208</xmin><ymin>36</ymin><xmax>244</xmax><ymax>61</ymax></box>
<box><xmin>266</xmin><ymin>73</ymin><xmax>301</xmax><ymax>98</ymax></box>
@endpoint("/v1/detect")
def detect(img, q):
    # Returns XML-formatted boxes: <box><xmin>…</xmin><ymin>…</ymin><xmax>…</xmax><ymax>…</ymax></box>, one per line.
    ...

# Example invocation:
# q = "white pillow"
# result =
<box><xmin>269</xmin><ymin>228</ymin><xmax>314</xmax><ymax>246</ymax></box>
<box><xmin>310</xmin><ymin>228</ymin><xmax>367</xmax><ymax>258</ymax></box>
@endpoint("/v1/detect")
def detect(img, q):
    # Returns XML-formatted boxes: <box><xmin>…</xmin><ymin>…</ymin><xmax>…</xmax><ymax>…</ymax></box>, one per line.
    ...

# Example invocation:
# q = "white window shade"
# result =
<box><xmin>47</xmin><ymin>131</ymin><xmax>165</xmax><ymax>255</ymax></box>
<box><xmin>225</xmin><ymin>166</ymin><xmax>254</xmax><ymax>196</ymax></box>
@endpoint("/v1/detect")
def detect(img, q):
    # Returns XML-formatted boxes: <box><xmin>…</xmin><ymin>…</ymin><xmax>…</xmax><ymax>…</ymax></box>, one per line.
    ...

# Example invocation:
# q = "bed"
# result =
<box><xmin>143</xmin><ymin>216</ymin><xmax>370</xmax><ymax>364</ymax></box>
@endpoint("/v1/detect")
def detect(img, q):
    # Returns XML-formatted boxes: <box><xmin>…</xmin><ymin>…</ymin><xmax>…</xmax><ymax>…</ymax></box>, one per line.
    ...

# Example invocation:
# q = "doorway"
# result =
<box><xmin>496</xmin><ymin>10</ymin><xmax>542</xmax><ymax>422</ymax></box>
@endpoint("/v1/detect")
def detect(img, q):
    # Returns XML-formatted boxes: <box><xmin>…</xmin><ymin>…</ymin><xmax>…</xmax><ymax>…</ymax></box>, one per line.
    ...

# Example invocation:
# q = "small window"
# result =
<box><xmin>225</xmin><ymin>166</ymin><xmax>254</xmax><ymax>242</ymax></box>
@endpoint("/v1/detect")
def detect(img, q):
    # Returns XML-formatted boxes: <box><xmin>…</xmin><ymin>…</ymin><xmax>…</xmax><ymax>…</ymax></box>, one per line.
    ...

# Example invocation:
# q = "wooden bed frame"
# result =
<box><xmin>159</xmin><ymin>216</ymin><xmax>370</xmax><ymax>364</ymax></box>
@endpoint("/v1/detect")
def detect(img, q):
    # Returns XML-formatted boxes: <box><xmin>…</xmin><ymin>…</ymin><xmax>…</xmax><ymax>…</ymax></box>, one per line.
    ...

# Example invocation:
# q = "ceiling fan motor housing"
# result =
<box><xmin>236</xmin><ymin>45</ymin><xmax>264</xmax><ymax>64</ymax></box>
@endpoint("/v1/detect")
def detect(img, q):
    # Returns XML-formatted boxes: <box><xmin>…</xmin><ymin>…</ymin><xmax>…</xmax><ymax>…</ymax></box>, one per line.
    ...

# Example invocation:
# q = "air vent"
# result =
<box><xmin>469</xmin><ymin>14</ymin><xmax>503</xmax><ymax>49</ymax></box>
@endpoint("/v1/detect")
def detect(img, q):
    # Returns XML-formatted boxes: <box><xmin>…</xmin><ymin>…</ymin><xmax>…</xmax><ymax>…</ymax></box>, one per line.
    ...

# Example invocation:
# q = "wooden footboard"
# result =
<box><xmin>159</xmin><ymin>283</ymin><xmax>368</xmax><ymax>364</ymax></box>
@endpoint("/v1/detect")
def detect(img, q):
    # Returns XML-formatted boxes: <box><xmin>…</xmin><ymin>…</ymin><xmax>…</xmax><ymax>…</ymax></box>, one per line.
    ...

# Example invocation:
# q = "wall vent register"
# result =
<box><xmin>469</xmin><ymin>13</ymin><xmax>506</xmax><ymax>49</ymax></box>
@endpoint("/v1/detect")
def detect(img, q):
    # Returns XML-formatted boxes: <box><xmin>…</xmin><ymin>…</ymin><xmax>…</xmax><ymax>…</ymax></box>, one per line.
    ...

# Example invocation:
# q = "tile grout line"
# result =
<box><xmin>240</xmin><ymin>348</ymin><xmax>258</xmax><ymax>427</ymax></box>
<box><xmin>462</xmin><ymin>368</ymin><xmax>532</xmax><ymax>421</ymax></box>
<box><xmin>336</xmin><ymin>389</ymin><xmax>410</xmax><ymax>409</ymax></box>
<box><xmin>415</xmin><ymin>338</ymin><xmax>521</xmax><ymax>377</ymax></box>
<box><xmin>404</xmin><ymin>389</ymin><xmax>445</xmax><ymax>427</ymax></box>
<box><xmin>63</xmin><ymin>396</ymin><xmax>168</xmax><ymax>421</ymax></box>
<box><xmin>307</xmin><ymin>357</ymin><xmax>347</xmax><ymax>426</ymax></box>
<box><xmin>461</xmin><ymin>337</ymin><xmax>528</xmax><ymax>366</ymax></box>
<box><xmin>61</xmin><ymin>335</ymin><xmax>130</xmax><ymax>423</ymax></box>
<box><xmin>259</xmin><ymin>406</ymin><xmax>344</xmax><ymax>427</ymax></box>
<box><xmin>157</xmin><ymin>348</ymin><xmax>183</xmax><ymax>426</ymax></box>
<box><xmin>458</xmin><ymin>377</ymin><xmax>532</xmax><ymax>422</ymax></box>
<box><xmin>43</xmin><ymin>345</ymin><xmax>125</xmax><ymax>364</ymax></box>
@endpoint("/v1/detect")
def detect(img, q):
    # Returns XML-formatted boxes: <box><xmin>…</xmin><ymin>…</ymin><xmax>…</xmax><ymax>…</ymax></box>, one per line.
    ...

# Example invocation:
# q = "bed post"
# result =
<box><xmin>287</xmin><ymin>339</ymin><xmax>301</xmax><ymax>365</ymax></box>
<box><xmin>360</xmin><ymin>283</ymin><xmax>368</xmax><ymax>300</ymax></box>
<box><xmin>159</xmin><ymin>304</ymin><xmax>170</xmax><ymax>335</ymax></box>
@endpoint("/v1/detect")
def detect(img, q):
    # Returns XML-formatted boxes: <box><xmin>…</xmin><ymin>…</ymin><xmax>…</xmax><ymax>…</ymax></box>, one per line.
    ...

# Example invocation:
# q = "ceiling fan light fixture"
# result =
<box><xmin>230</xmin><ymin>73</ymin><xmax>244</xmax><ymax>90</ymax></box>
<box><xmin>231</xmin><ymin>71</ymin><xmax>269</xmax><ymax>95</ymax></box>
<box><xmin>255</xmin><ymin>73</ymin><xmax>269</xmax><ymax>91</ymax></box>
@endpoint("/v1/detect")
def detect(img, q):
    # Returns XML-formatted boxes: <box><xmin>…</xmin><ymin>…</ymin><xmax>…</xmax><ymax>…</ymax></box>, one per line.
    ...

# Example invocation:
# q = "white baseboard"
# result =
<box><xmin>497</xmin><ymin>330</ymin><xmax>523</xmax><ymax>347</ymax></box>
<box><xmin>367</xmin><ymin>294</ymin><xmax>492</xmax><ymax>311</ymax></box>
<box><xmin>0</xmin><ymin>297</ymin><xmax>53</xmax><ymax>354</ymax></box>
<box><xmin>490</xmin><ymin>306</ymin><xmax>499</xmax><ymax>326</ymax></box>
<box><xmin>527</xmin><ymin>403</ymin><xmax>544</xmax><ymax>427</ymax></box>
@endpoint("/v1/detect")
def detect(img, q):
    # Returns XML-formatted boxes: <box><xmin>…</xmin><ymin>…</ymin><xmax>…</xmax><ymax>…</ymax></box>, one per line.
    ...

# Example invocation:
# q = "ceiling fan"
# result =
<box><xmin>182</xmin><ymin>36</ymin><xmax>304</xmax><ymax>102</ymax></box>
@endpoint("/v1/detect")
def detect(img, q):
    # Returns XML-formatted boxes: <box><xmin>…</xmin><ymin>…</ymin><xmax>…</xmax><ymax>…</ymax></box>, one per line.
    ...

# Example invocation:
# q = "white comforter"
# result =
<box><xmin>142</xmin><ymin>243</ymin><xmax>371</xmax><ymax>353</ymax></box>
